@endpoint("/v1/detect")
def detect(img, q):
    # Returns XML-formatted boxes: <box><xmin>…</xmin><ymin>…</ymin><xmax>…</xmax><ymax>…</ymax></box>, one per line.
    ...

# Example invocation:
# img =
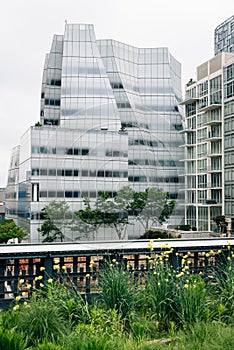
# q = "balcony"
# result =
<box><xmin>199</xmin><ymin>103</ymin><xmax>222</xmax><ymax>113</ymax></box>
<box><xmin>204</xmin><ymin>117</ymin><xmax>222</xmax><ymax>126</ymax></box>
<box><xmin>179</xmin><ymin>127</ymin><xmax>196</xmax><ymax>134</ymax></box>
<box><xmin>205</xmin><ymin>133</ymin><xmax>222</xmax><ymax>142</ymax></box>
<box><xmin>179</xmin><ymin>97</ymin><xmax>199</xmax><ymax>105</ymax></box>
<box><xmin>206</xmin><ymin>151</ymin><xmax>222</xmax><ymax>157</ymax></box>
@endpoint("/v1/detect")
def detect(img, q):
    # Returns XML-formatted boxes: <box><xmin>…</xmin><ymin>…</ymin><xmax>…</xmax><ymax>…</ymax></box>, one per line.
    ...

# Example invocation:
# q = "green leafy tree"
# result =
<box><xmin>97</xmin><ymin>186</ymin><xmax>135</xmax><ymax>239</ymax></box>
<box><xmin>130</xmin><ymin>188</ymin><xmax>176</xmax><ymax>232</ymax></box>
<box><xmin>0</xmin><ymin>219</ymin><xmax>27</xmax><ymax>243</ymax></box>
<box><xmin>75</xmin><ymin>187</ymin><xmax>135</xmax><ymax>240</ymax></box>
<box><xmin>73</xmin><ymin>198</ymin><xmax>102</xmax><ymax>240</ymax></box>
<box><xmin>38</xmin><ymin>200</ymin><xmax>72</xmax><ymax>242</ymax></box>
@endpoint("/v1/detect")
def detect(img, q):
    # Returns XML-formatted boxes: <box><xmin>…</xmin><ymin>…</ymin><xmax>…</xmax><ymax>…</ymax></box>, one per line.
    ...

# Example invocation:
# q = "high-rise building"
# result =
<box><xmin>215</xmin><ymin>15</ymin><xmax>234</xmax><ymax>55</ymax></box>
<box><xmin>6</xmin><ymin>23</ymin><xmax>184</xmax><ymax>243</ymax></box>
<box><xmin>182</xmin><ymin>52</ymin><xmax>234</xmax><ymax>233</ymax></box>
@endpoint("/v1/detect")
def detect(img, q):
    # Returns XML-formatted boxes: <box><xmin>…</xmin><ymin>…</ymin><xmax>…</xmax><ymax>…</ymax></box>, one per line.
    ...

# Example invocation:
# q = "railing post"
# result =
<box><xmin>44</xmin><ymin>255</ymin><xmax>53</xmax><ymax>281</ymax></box>
<box><xmin>0</xmin><ymin>259</ymin><xmax>5</xmax><ymax>299</ymax></box>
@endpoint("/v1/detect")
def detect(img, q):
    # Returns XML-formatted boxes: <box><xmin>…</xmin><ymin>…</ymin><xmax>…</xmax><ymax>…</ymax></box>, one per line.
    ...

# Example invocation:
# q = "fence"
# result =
<box><xmin>0</xmin><ymin>237</ymin><xmax>233</xmax><ymax>309</ymax></box>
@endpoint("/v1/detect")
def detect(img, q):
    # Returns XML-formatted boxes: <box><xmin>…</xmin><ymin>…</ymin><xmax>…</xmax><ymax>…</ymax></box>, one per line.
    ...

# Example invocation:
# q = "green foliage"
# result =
<box><xmin>16</xmin><ymin>299</ymin><xmax>68</xmax><ymax>346</ymax></box>
<box><xmin>36</xmin><ymin>277</ymin><xmax>89</xmax><ymax>325</ymax></box>
<box><xmin>210</xmin><ymin>250</ymin><xmax>234</xmax><ymax>320</ymax></box>
<box><xmin>137</xmin><ymin>258</ymin><xmax>175</xmax><ymax>328</ymax></box>
<box><xmin>99</xmin><ymin>261</ymin><xmax>136</xmax><ymax>318</ymax></box>
<box><xmin>2</xmin><ymin>246</ymin><xmax>234</xmax><ymax>349</ymax></box>
<box><xmin>36</xmin><ymin>343</ymin><xmax>62</xmax><ymax>350</ymax></box>
<box><xmin>0</xmin><ymin>219</ymin><xmax>27</xmax><ymax>243</ymax></box>
<box><xmin>38</xmin><ymin>200</ymin><xmax>72</xmax><ymax>242</ymax></box>
<box><xmin>140</xmin><ymin>229</ymin><xmax>180</xmax><ymax>239</ymax></box>
<box><xmin>175</xmin><ymin>224</ymin><xmax>191</xmax><ymax>231</ymax></box>
<box><xmin>174</xmin><ymin>274</ymin><xmax>208</xmax><ymax>326</ymax></box>
<box><xmin>174</xmin><ymin>321</ymin><xmax>234</xmax><ymax>350</ymax></box>
<box><xmin>0</xmin><ymin>328</ymin><xmax>26</xmax><ymax>350</ymax></box>
<box><xmin>75</xmin><ymin>187</ymin><xmax>176</xmax><ymax>239</ymax></box>
<box><xmin>130</xmin><ymin>188</ymin><xmax>176</xmax><ymax>231</ymax></box>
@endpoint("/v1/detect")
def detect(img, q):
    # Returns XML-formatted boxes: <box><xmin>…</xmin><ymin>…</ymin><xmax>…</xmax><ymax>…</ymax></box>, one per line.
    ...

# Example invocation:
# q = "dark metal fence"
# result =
<box><xmin>0</xmin><ymin>238</ymin><xmax>233</xmax><ymax>309</ymax></box>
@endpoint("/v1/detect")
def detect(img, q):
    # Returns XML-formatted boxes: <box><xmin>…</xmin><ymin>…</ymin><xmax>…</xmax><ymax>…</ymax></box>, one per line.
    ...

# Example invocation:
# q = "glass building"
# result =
<box><xmin>6</xmin><ymin>23</ymin><xmax>184</xmax><ymax>242</ymax></box>
<box><xmin>215</xmin><ymin>15</ymin><xmax>234</xmax><ymax>55</ymax></box>
<box><xmin>182</xmin><ymin>53</ymin><xmax>234</xmax><ymax>233</ymax></box>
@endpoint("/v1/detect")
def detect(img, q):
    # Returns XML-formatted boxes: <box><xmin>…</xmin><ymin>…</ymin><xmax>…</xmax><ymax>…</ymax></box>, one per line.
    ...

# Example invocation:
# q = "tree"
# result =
<box><xmin>129</xmin><ymin>188</ymin><xmax>176</xmax><ymax>232</ymax></box>
<box><xmin>73</xmin><ymin>198</ymin><xmax>102</xmax><ymax>240</ymax></box>
<box><xmin>95</xmin><ymin>189</ymin><xmax>131</xmax><ymax>240</ymax></box>
<box><xmin>75</xmin><ymin>187</ymin><xmax>135</xmax><ymax>240</ymax></box>
<box><xmin>38</xmin><ymin>200</ymin><xmax>72</xmax><ymax>242</ymax></box>
<box><xmin>0</xmin><ymin>219</ymin><xmax>27</xmax><ymax>243</ymax></box>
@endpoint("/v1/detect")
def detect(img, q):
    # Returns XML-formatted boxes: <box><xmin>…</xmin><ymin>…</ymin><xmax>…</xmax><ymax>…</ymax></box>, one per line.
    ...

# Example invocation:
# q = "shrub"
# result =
<box><xmin>16</xmin><ymin>299</ymin><xmax>67</xmax><ymax>346</ymax></box>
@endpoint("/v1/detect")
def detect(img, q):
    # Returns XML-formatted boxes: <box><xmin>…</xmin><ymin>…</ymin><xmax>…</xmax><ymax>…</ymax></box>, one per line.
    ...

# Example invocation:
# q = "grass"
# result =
<box><xmin>0</xmin><ymin>244</ymin><xmax>234</xmax><ymax>349</ymax></box>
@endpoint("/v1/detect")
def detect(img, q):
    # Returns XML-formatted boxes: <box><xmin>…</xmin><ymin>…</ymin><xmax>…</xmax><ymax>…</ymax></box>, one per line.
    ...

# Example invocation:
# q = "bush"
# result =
<box><xmin>175</xmin><ymin>224</ymin><xmax>191</xmax><ymax>231</ymax></box>
<box><xmin>16</xmin><ymin>299</ymin><xmax>68</xmax><ymax>346</ymax></box>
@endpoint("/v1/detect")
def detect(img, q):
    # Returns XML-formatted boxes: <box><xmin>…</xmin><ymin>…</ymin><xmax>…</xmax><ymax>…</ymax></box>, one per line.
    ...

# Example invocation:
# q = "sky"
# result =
<box><xmin>0</xmin><ymin>0</ymin><xmax>233</xmax><ymax>187</ymax></box>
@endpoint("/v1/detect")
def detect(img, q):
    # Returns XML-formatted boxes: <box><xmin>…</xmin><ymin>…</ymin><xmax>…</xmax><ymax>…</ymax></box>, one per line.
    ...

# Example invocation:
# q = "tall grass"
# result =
<box><xmin>137</xmin><ymin>255</ymin><xmax>175</xmax><ymax>328</ymax></box>
<box><xmin>98</xmin><ymin>260</ymin><xmax>136</xmax><ymax>319</ymax></box>
<box><xmin>174</xmin><ymin>274</ymin><xmax>208</xmax><ymax>326</ymax></box>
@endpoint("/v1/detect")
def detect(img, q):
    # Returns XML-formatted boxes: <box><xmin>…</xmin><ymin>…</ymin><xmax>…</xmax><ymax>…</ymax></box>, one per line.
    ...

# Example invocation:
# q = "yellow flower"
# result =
<box><xmin>86</xmin><ymin>274</ymin><xmax>90</xmax><ymax>278</ymax></box>
<box><xmin>184</xmin><ymin>284</ymin><xmax>189</xmax><ymax>289</ymax></box>
<box><xmin>205</xmin><ymin>253</ymin><xmax>210</xmax><ymax>258</ymax></box>
<box><xmin>112</xmin><ymin>259</ymin><xmax>116</xmax><ymax>263</ymax></box>
<box><xmin>217</xmin><ymin>250</ymin><xmax>222</xmax><ymax>254</ymax></box>
<box><xmin>19</xmin><ymin>279</ymin><xmax>24</xmax><ymax>285</ymax></box>
<box><xmin>22</xmin><ymin>292</ymin><xmax>28</xmax><ymax>297</ymax></box>
<box><xmin>27</xmin><ymin>283</ymin><xmax>31</xmax><ymax>289</ymax></box>
<box><xmin>175</xmin><ymin>252</ymin><xmax>179</xmax><ymax>256</ymax></box>
<box><xmin>35</xmin><ymin>275</ymin><xmax>43</xmax><ymax>281</ymax></box>
<box><xmin>62</xmin><ymin>265</ymin><xmax>67</xmax><ymax>271</ymax></box>
<box><xmin>157</xmin><ymin>237</ymin><xmax>161</xmax><ymax>240</ymax></box>
<box><xmin>158</xmin><ymin>282</ymin><xmax>161</xmax><ymax>286</ymax></box>
<box><xmin>40</xmin><ymin>267</ymin><xmax>45</xmax><ymax>271</ymax></box>
<box><xmin>147</xmin><ymin>242</ymin><xmax>153</xmax><ymax>251</ymax></box>
<box><xmin>165</xmin><ymin>279</ymin><xmax>169</xmax><ymax>282</ymax></box>
<box><xmin>53</xmin><ymin>264</ymin><xmax>60</xmax><ymax>270</ymax></box>
<box><xmin>13</xmin><ymin>305</ymin><xmax>20</xmax><ymax>311</ymax></box>
<box><xmin>227</xmin><ymin>256</ymin><xmax>231</xmax><ymax>261</ymax></box>
<box><xmin>48</xmin><ymin>278</ymin><xmax>53</xmax><ymax>283</ymax></box>
<box><xmin>54</xmin><ymin>258</ymin><xmax>59</xmax><ymax>263</ymax></box>
<box><xmin>23</xmin><ymin>301</ymin><xmax>28</xmax><ymax>306</ymax></box>
<box><xmin>40</xmin><ymin>283</ymin><xmax>44</xmax><ymax>288</ymax></box>
<box><xmin>15</xmin><ymin>295</ymin><xmax>21</xmax><ymax>301</ymax></box>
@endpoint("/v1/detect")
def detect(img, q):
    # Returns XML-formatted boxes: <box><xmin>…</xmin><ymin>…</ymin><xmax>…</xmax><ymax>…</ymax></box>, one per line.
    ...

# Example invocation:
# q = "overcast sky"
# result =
<box><xmin>0</xmin><ymin>0</ymin><xmax>233</xmax><ymax>186</ymax></box>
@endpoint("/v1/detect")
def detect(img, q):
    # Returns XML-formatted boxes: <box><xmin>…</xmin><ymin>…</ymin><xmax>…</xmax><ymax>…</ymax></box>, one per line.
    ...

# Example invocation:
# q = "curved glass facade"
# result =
<box><xmin>6</xmin><ymin>23</ymin><xmax>184</xmax><ymax>242</ymax></box>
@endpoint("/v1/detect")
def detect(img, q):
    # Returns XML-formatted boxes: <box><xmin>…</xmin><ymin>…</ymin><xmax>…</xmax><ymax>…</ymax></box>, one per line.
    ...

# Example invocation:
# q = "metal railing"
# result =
<box><xmin>0</xmin><ymin>238</ymin><xmax>233</xmax><ymax>309</ymax></box>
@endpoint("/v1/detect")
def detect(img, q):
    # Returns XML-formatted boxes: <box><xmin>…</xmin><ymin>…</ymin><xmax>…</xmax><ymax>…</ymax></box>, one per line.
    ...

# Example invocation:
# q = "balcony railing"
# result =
<box><xmin>0</xmin><ymin>239</ymin><xmax>233</xmax><ymax>309</ymax></box>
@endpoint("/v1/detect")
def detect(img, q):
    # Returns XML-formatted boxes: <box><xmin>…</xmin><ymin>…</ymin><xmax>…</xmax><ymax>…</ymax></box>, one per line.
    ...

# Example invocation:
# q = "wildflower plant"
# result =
<box><xmin>139</xmin><ymin>242</ymin><xmax>176</xmax><ymax>328</ymax></box>
<box><xmin>99</xmin><ymin>259</ymin><xmax>136</xmax><ymax>319</ymax></box>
